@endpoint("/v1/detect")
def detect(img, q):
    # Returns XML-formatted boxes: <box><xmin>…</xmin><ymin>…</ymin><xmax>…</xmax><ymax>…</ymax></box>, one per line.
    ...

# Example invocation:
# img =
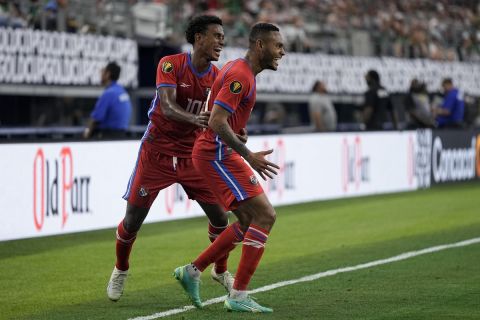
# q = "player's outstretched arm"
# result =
<box><xmin>236</xmin><ymin>128</ymin><xmax>248</xmax><ymax>143</ymax></box>
<box><xmin>209</xmin><ymin>105</ymin><xmax>279</xmax><ymax>180</ymax></box>
<box><xmin>158</xmin><ymin>87</ymin><xmax>209</xmax><ymax>128</ymax></box>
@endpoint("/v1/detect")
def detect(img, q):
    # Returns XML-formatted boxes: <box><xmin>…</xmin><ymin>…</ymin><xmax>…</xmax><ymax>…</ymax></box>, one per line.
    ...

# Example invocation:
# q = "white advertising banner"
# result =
<box><xmin>0</xmin><ymin>132</ymin><xmax>417</xmax><ymax>241</ymax></box>
<box><xmin>216</xmin><ymin>48</ymin><xmax>480</xmax><ymax>96</ymax></box>
<box><xmin>248</xmin><ymin>131</ymin><xmax>418</xmax><ymax>205</ymax></box>
<box><xmin>0</xmin><ymin>28</ymin><xmax>138</xmax><ymax>87</ymax></box>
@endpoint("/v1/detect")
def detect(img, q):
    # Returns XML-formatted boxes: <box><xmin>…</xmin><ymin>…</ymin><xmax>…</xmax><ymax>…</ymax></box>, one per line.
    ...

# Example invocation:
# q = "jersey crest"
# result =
<box><xmin>162</xmin><ymin>61</ymin><xmax>174</xmax><ymax>73</ymax></box>
<box><xmin>229</xmin><ymin>81</ymin><xmax>242</xmax><ymax>94</ymax></box>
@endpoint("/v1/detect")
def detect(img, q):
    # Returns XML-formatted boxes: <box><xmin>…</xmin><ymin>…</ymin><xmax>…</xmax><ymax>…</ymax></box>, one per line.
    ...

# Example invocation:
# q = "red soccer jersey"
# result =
<box><xmin>145</xmin><ymin>52</ymin><xmax>219</xmax><ymax>157</ymax></box>
<box><xmin>192</xmin><ymin>58</ymin><xmax>256</xmax><ymax>161</ymax></box>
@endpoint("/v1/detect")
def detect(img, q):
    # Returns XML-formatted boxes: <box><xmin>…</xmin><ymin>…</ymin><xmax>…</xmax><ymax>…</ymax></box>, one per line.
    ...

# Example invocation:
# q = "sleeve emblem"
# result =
<box><xmin>229</xmin><ymin>81</ymin><xmax>243</xmax><ymax>94</ymax></box>
<box><xmin>161</xmin><ymin>61</ymin><xmax>174</xmax><ymax>73</ymax></box>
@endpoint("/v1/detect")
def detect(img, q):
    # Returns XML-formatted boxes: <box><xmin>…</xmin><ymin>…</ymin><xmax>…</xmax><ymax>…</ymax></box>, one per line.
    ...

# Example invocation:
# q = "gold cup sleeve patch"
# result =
<box><xmin>161</xmin><ymin>61</ymin><xmax>174</xmax><ymax>73</ymax></box>
<box><xmin>229</xmin><ymin>81</ymin><xmax>243</xmax><ymax>94</ymax></box>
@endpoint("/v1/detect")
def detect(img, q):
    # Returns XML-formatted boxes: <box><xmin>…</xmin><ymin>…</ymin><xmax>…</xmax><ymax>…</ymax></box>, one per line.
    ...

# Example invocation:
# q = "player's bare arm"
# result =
<box><xmin>236</xmin><ymin>128</ymin><xmax>248</xmax><ymax>143</ymax></box>
<box><xmin>159</xmin><ymin>87</ymin><xmax>210</xmax><ymax>128</ymax></box>
<box><xmin>210</xmin><ymin>105</ymin><xmax>279</xmax><ymax>180</ymax></box>
<box><xmin>83</xmin><ymin>118</ymin><xmax>97</xmax><ymax>139</ymax></box>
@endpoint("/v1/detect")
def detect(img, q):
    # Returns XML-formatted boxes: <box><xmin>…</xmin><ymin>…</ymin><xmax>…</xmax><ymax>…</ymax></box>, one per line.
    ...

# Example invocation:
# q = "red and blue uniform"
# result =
<box><xmin>193</xmin><ymin>58</ymin><xmax>263</xmax><ymax>210</ymax></box>
<box><xmin>123</xmin><ymin>52</ymin><xmax>219</xmax><ymax>208</ymax></box>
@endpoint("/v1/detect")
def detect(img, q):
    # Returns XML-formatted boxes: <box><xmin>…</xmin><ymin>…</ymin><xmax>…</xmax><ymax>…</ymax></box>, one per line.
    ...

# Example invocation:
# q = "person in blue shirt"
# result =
<box><xmin>83</xmin><ymin>62</ymin><xmax>132</xmax><ymax>139</ymax></box>
<box><xmin>433</xmin><ymin>78</ymin><xmax>465</xmax><ymax>128</ymax></box>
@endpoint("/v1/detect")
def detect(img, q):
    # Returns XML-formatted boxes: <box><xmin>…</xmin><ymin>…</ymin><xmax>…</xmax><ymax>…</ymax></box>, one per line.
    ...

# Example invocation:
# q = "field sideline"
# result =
<box><xmin>1</xmin><ymin>183</ymin><xmax>479</xmax><ymax>319</ymax></box>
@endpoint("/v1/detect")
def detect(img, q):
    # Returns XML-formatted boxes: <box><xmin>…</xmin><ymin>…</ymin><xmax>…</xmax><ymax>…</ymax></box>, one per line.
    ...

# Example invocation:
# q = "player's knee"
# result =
<box><xmin>263</xmin><ymin>207</ymin><xmax>276</xmax><ymax>227</ymax></box>
<box><xmin>233</xmin><ymin>209</ymin><xmax>252</xmax><ymax>232</ymax></box>
<box><xmin>124</xmin><ymin>204</ymin><xmax>149</xmax><ymax>232</ymax></box>
<box><xmin>199</xmin><ymin>203</ymin><xmax>229</xmax><ymax>227</ymax></box>
<box><xmin>208</xmin><ymin>213</ymin><xmax>228</xmax><ymax>227</ymax></box>
<box><xmin>238</xmin><ymin>215</ymin><xmax>252</xmax><ymax>232</ymax></box>
<box><xmin>256</xmin><ymin>206</ymin><xmax>276</xmax><ymax>228</ymax></box>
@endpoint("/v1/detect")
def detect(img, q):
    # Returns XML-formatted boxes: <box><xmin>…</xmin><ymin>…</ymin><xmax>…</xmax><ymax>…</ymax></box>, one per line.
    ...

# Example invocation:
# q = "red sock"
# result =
<box><xmin>115</xmin><ymin>219</ymin><xmax>137</xmax><ymax>271</ymax></box>
<box><xmin>208</xmin><ymin>222</ymin><xmax>229</xmax><ymax>274</ymax></box>
<box><xmin>193</xmin><ymin>221</ymin><xmax>244</xmax><ymax>272</ymax></box>
<box><xmin>233</xmin><ymin>224</ymin><xmax>269</xmax><ymax>291</ymax></box>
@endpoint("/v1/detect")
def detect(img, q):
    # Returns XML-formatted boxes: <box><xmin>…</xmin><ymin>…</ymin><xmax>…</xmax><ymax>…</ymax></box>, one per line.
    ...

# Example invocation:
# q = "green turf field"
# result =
<box><xmin>1</xmin><ymin>183</ymin><xmax>479</xmax><ymax>320</ymax></box>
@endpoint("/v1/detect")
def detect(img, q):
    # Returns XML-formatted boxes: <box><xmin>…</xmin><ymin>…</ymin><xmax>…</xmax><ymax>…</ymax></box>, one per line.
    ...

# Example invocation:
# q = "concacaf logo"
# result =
<box><xmin>229</xmin><ymin>81</ymin><xmax>242</xmax><ymax>94</ymax></box>
<box><xmin>162</xmin><ymin>61</ymin><xmax>173</xmax><ymax>73</ymax></box>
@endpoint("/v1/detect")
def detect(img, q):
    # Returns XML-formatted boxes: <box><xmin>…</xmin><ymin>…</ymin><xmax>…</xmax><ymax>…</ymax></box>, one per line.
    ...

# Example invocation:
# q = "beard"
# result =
<box><xmin>260</xmin><ymin>52</ymin><xmax>276</xmax><ymax>70</ymax></box>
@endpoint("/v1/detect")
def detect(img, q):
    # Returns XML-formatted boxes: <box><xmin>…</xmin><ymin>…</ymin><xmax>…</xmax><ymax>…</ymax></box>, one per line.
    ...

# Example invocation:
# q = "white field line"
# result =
<box><xmin>129</xmin><ymin>237</ymin><xmax>480</xmax><ymax>320</ymax></box>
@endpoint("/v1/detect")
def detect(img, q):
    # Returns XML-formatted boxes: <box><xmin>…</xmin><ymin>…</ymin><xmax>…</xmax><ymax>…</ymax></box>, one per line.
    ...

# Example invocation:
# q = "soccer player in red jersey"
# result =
<box><xmin>107</xmin><ymin>15</ymin><xmax>241</xmax><ymax>302</ymax></box>
<box><xmin>174</xmin><ymin>23</ymin><xmax>285</xmax><ymax>313</ymax></box>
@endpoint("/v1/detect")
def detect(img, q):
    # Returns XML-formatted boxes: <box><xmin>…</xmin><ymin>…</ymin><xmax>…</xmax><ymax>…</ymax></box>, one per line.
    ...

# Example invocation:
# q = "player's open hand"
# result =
<box><xmin>236</xmin><ymin>128</ymin><xmax>248</xmax><ymax>143</ymax></box>
<box><xmin>194</xmin><ymin>111</ymin><xmax>211</xmax><ymax>128</ymax></box>
<box><xmin>246</xmin><ymin>149</ymin><xmax>280</xmax><ymax>180</ymax></box>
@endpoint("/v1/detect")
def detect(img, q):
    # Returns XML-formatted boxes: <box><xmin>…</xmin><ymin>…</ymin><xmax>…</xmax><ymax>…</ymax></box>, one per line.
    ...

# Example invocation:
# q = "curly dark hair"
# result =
<box><xmin>185</xmin><ymin>15</ymin><xmax>223</xmax><ymax>45</ymax></box>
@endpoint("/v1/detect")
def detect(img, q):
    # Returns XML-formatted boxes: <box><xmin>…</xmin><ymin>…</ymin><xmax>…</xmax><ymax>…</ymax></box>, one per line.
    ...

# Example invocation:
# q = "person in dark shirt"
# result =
<box><xmin>362</xmin><ymin>69</ymin><xmax>398</xmax><ymax>131</ymax></box>
<box><xmin>83</xmin><ymin>62</ymin><xmax>132</xmax><ymax>139</ymax></box>
<box><xmin>432</xmin><ymin>78</ymin><xmax>465</xmax><ymax>128</ymax></box>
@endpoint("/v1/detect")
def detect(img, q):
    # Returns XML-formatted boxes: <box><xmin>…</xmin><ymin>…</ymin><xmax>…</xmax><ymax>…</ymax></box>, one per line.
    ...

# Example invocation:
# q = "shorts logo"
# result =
<box><xmin>162</xmin><ymin>61</ymin><xmax>173</xmax><ymax>73</ymax></box>
<box><xmin>229</xmin><ymin>81</ymin><xmax>242</xmax><ymax>94</ymax></box>
<box><xmin>249</xmin><ymin>175</ymin><xmax>258</xmax><ymax>185</ymax></box>
<box><xmin>139</xmin><ymin>187</ymin><xmax>149</xmax><ymax>197</ymax></box>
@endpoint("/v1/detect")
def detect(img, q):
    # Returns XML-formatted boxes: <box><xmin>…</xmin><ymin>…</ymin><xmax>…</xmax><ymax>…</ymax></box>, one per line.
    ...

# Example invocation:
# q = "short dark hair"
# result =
<box><xmin>249</xmin><ymin>23</ymin><xmax>280</xmax><ymax>46</ymax></box>
<box><xmin>105</xmin><ymin>62</ymin><xmax>121</xmax><ymax>81</ymax></box>
<box><xmin>185</xmin><ymin>15</ymin><xmax>222</xmax><ymax>45</ymax></box>
<box><xmin>442</xmin><ymin>78</ymin><xmax>453</xmax><ymax>85</ymax></box>
<box><xmin>366</xmin><ymin>69</ymin><xmax>380</xmax><ymax>83</ymax></box>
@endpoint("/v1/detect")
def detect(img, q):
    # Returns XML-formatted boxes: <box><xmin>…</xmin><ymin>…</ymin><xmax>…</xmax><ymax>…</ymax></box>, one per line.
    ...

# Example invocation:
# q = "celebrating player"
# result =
<box><xmin>107</xmin><ymin>15</ymin><xmax>242</xmax><ymax>302</ymax></box>
<box><xmin>174</xmin><ymin>23</ymin><xmax>285</xmax><ymax>313</ymax></box>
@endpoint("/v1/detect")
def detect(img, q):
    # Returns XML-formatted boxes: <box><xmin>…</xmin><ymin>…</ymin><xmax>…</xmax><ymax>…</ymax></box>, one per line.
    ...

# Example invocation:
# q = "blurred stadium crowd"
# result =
<box><xmin>2</xmin><ymin>0</ymin><xmax>479</xmax><ymax>61</ymax></box>
<box><xmin>0</xmin><ymin>0</ymin><xmax>480</xmax><ymax>139</ymax></box>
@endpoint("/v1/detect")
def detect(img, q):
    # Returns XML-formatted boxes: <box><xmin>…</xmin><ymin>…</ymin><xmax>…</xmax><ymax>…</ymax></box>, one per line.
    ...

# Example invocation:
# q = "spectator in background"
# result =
<box><xmin>362</xmin><ymin>70</ymin><xmax>398</xmax><ymax>131</ymax></box>
<box><xmin>404</xmin><ymin>79</ymin><xmax>435</xmax><ymax>129</ymax></box>
<box><xmin>83</xmin><ymin>62</ymin><xmax>132</xmax><ymax>139</ymax></box>
<box><xmin>0</xmin><ymin>0</ymin><xmax>27</xmax><ymax>28</ymax></box>
<box><xmin>308</xmin><ymin>80</ymin><xmax>337</xmax><ymax>132</ymax></box>
<box><xmin>27</xmin><ymin>0</ymin><xmax>42</xmax><ymax>29</ymax></box>
<box><xmin>432</xmin><ymin>78</ymin><xmax>465</xmax><ymax>128</ymax></box>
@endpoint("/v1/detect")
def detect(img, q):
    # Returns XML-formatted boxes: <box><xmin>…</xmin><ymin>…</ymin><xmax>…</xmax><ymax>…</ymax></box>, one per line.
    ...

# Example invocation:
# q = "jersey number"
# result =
<box><xmin>186</xmin><ymin>98</ymin><xmax>205</xmax><ymax>115</ymax></box>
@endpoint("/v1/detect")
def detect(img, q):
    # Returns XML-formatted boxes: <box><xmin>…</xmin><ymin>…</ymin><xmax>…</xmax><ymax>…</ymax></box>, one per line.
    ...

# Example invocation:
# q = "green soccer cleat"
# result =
<box><xmin>173</xmin><ymin>265</ymin><xmax>203</xmax><ymax>308</ymax></box>
<box><xmin>224</xmin><ymin>295</ymin><xmax>273</xmax><ymax>313</ymax></box>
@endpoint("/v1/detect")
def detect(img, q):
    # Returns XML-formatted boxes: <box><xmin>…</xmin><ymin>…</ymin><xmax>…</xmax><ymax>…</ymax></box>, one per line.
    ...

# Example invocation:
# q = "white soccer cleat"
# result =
<box><xmin>211</xmin><ymin>267</ymin><xmax>235</xmax><ymax>293</ymax></box>
<box><xmin>107</xmin><ymin>266</ymin><xmax>128</xmax><ymax>301</ymax></box>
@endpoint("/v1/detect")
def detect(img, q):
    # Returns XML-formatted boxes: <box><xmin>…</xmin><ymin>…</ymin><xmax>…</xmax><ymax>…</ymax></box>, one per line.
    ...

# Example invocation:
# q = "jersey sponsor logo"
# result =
<box><xmin>229</xmin><ymin>81</ymin><xmax>242</xmax><ymax>94</ymax></box>
<box><xmin>161</xmin><ymin>61</ymin><xmax>174</xmax><ymax>73</ymax></box>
